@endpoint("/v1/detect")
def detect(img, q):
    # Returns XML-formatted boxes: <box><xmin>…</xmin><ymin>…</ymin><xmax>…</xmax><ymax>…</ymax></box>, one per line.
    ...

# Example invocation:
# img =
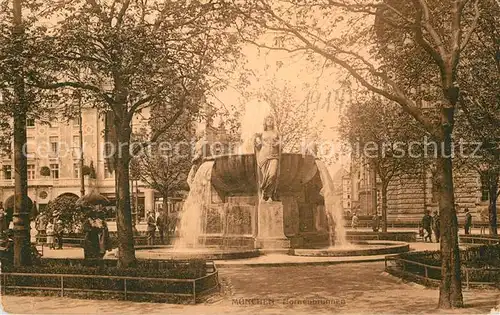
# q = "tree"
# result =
<box><xmin>0</xmin><ymin>0</ymin><xmax>32</xmax><ymax>266</ymax></box>
<box><xmin>341</xmin><ymin>96</ymin><xmax>425</xmax><ymax>232</ymax></box>
<box><xmin>456</xmin><ymin>0</ymin><xmax>499</xmax><ymax>235</ymax></box>
<box><xmin>236</xmin><ymin>0</ymin><xmax>484</xmax><ymax>308</ymax></box>
<box><xmin>45</xmin><ymin>194</ymin><xmax>83</xmax><ymax>234</ymax></box>
<box><xmin>1</xmin><ymin>0</ymin><xmax>62</xmax><ymax>266</ymax></box>
<box><xmin>131</xmin><ymin>110</ymin><xmax>193</xmax><ymax>212</ymax></box>
<box><xmin>35</xmin><ymin>0</ymin><xmax>241</xmax><ymax>267</ymax></box>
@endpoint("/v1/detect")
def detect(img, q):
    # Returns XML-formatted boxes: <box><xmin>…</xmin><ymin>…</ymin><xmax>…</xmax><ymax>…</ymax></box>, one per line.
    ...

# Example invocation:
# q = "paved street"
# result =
<box><xmin>11</xmin><ymin>236</ymin><xmax>499</xmax><ymax>315</ymax></box>
<box><xmin>2</xmin><ymin>262</ymin><xmax>499</xmax><ymax>314</ymax></box>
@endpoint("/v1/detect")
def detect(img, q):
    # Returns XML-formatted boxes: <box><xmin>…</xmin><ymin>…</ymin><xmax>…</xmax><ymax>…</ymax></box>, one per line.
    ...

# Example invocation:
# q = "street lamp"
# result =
<box><xmin>78</xmin><ymin>93</ymin><xmax>85</xmax><ymax>197</ymax></box>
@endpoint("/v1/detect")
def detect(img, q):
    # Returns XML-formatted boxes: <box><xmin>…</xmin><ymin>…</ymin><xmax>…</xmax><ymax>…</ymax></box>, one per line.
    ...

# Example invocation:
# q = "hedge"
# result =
<box><xmin>2</xmin><ymin>258</ymin><xmax>207</xmax><ymax>279</ymax></box>
<box><xmin>393</xmin><ymin>244</ymin><xmax>500</xmax><ymax>285</ymax></box>
<box><xmin>1</xmin><ymin>258</ymin><xmax>215</xmax><ymax>303</ymax></box>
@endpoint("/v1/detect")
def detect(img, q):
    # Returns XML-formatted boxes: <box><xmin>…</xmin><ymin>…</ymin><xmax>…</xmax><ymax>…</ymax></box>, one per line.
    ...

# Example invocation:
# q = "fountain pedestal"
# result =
<box><xmin>255</xmin><ymin>201</ymin><xmax>290</xmax><ymax>251</ymax></box>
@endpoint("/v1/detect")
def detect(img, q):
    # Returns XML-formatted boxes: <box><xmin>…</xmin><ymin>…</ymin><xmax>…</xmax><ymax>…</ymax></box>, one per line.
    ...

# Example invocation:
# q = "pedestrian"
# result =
<box><xmin>421</xmin><ymin>210</ymin><xmax>433</xmax><ymax>242</ymax></box>
<box><xmin>97</xmin><ymin>213</ymin><xmax>111</xmax><ymax>259</ymax></box>
<box><xmin>432</xmin><ymin>211</ymin><xmax>440</xmax><ymax>243</ymax></box>
<box><xmin>351</xmin><ymin>213</ymin><xmax>359</xmax><ymax>230</ymax></box>
<box><xmin>464</xmin><ymin>208</ymin><xmax>472</xmax><ymax>235</ymax></box>
<box><xmin>35</xmin><ymin>212</ymin><xmax>47</xmax><ymax>243</ymax></box>
<box><xmin>156</xmin><ymin>210</ymin><xmax>169</xmax><ymax>245</ymax></box>
<box><xmin>372</xmin><ymin>214</ymin><xmax>380</xmax><ymax>232</ymax></box>
<box><xmin>46</xmin><ymin>221</ymin><xmax>55</xmax><ymax>249</ymax></box>
<box><xmin>54</xmin><ymin>219</ymin><xmax>64</xmax><ymax>249</ymax></box>
<box><xmin>147</xmin><ymin>211</ymin><xmax>156</xmax><ymax>245</ymax></box>
<box><xmin>83</xmin><ymin>213</ymin><xmax>99</xmax><ymax>259</ymax></box>
<box><xmin>36</xmin><ymin>213</ymin><xmax>47</xmax><ymax>235</ymax></box>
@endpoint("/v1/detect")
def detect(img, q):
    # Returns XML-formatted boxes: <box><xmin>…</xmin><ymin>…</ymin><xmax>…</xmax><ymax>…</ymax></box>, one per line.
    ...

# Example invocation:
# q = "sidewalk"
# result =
<box><xmin>40</xmin><ymin>241</ymin><xmax>442</xmax><ymax>266</ymax></box>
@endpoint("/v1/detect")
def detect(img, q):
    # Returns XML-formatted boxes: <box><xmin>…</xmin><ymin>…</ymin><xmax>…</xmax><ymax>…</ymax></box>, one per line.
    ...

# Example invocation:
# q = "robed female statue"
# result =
<box><xmin>254</xmin><ymin>115</ymin><xmax>282</xmax><ymax>201</ymax></box>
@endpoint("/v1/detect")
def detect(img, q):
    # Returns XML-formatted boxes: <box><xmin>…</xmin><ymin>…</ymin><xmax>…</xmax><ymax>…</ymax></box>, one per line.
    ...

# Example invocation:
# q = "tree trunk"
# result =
<box><xmin>12</xmin><ymin>0</ymin><xmax>31</xmax><ymax>266</ymax></box>
<box><xmin>488</xmin><ymin>171</ymin><xmax>498</xmax><ymax>235</ymax></box>
<box><xmin>437</xmin><ymin>122</ymin><xmax>463</xmax><ymax>308</ymax></box>
<box><xmin>381</xmin><ymin>182</ymin><xmax>388</xmax><ymax>233</ymax></box>
<box><xmin>114</xmin><ymin>119</ymin><xmax>136</xmax><ymax>268</ymax></box>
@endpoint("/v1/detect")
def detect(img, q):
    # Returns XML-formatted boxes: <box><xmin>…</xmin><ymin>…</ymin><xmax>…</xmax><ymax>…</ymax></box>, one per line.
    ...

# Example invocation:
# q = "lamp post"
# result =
<box><xmin>78</xmin><ymin>94</ymin><xmax>85</xmax><ymax>197</ymax></box>
<box><xmin>370</xmin><ymin>161</ymin><xmax>377</xmax><ymax>216</ymax></box>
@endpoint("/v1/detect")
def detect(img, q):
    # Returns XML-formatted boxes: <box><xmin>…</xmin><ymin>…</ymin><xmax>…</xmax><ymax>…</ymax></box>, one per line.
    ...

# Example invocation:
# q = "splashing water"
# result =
<box><xmin>174</xmin><ymin>161</ymin><xmax>215</xmax><ymax>249</ymax></box>
<box><xmin>316</xmin><ymin>160</ymin><xmax>350</xmax><ymax>247</ymax></box>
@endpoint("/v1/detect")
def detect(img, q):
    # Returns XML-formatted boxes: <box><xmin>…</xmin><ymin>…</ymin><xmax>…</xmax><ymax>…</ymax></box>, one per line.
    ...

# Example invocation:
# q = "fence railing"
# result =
<box><xmin>385</xmin><ymin>256</ymin><xmax>500</xmax><ymax>289</ymax></box>
<box><xmin>459</xmin><ymin>236</ymin><xmax>500</xmax><ymax>245</ymax></box>
<box><xmin>0</xmin><ymin>261</ymin><xmax>219</xmax><ymax>304</ymax></box>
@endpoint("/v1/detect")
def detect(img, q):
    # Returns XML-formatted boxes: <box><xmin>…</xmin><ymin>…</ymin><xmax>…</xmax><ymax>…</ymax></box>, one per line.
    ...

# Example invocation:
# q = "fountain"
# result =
<box><xmin>134</xmin><ymin>107</ymin><xmax>409</xmax><ymax>260</ymax></box>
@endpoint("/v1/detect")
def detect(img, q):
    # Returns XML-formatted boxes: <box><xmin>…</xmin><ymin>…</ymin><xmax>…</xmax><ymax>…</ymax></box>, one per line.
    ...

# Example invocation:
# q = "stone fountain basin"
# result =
<box><xmin>131</xmin><ymin>246</ymin><xmax>260</xmax><ymax>260</ymax></box>
<box><xmin>290</xmin><ymin>240</ymin><xmax>410</xmax><ymax>257</ymax></box>
<box><xmin>211</xmin><ymin>153</ymin><xmax>318</xmax><ymax>194</ymax></box>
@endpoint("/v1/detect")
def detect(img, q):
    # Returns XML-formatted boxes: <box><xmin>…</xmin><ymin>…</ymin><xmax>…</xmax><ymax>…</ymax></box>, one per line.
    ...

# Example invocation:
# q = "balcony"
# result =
<box><xmin>0</xmin><ymin>179</ymin><xmax>15</xmax><ymax>187</ymax></box>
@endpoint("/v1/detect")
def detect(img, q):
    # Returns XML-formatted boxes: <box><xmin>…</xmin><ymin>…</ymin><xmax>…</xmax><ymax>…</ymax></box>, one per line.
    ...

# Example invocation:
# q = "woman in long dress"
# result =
<box><xmin>46</xmin><ymin>221</ymin><xmax>55</xmax><ymax>249</ymax></box>
<box><xmin>254</xmin><ymin>115</ymin><xmax>281</xmax><ymax>201</ymax></box>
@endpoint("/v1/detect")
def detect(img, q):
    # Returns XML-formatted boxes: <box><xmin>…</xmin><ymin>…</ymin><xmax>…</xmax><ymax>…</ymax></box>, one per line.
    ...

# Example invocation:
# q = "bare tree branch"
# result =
<box><xmin>460</xmin><ymin>0</ymin><xmax>481</xmax><ymax>51</ymax></box>
<box><xmin>115</xmin><ymin>0</ymin><xmax>132</xmax><ymax>27</ymax></box>
<box><xmin>410</xmin><ymin>0</ymin><xmax>446</xmax><ymax>68</ymax></box>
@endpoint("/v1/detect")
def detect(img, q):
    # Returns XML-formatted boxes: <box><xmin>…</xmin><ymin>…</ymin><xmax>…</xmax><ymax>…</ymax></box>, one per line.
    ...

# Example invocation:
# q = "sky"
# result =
<box><xmin>209</xmin><ymin>40</ymin><xmax>352</xmax><ymax>172</ymax></box>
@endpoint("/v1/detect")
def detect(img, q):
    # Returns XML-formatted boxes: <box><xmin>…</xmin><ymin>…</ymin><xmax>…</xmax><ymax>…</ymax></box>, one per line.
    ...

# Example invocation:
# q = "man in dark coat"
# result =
<box><xmin>421</xmin><ymin>210</ymin><xmax>433</xmax><ymax>242</ymax></box>
<box><xmin>54</xmin><ymin>219</ymin><xmax>64</xmax><ymax>249</ymax></box>
<box><xmin>464</xmin><ymin>208</ymin><xmax>472</xmax><ymax>235</ymax></box>
<box><xmin>83</xmin><ymin>211</ymin><xmax>111</xmax><ymax>260</ymax></box>
<box><xmin>156</xmin><ymin>210</ymin><xmax>169</xmax><ymax>245</ymax></box>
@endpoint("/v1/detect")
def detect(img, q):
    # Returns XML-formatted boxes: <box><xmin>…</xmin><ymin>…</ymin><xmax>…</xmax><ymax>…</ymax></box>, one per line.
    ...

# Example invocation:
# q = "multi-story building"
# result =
<box><xmin>331</xmin><ymin>166</ymin><xmax>352</xmax><ymax>215</ymax></box>
<box><xmin>0</xmin><ymin>108</ymin><xmax>158</xmax><ymax>219</ymax></box>
<box><xmin>350</xmin><ymin>156</ymin><xmax>497</xmax><ymax>225</ymax></box>
<box><xmin>350</xmin><ymin>157</ymin><xmax>381</xmax><ymax>216</ymax></box>
<box><xmin>0</xmin><ymin>102</ymin><xmax>232</xmax><ymax>221</ymax></box>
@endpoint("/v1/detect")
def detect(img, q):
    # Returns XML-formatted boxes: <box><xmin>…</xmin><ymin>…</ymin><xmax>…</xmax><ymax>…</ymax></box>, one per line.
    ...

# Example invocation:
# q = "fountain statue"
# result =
<box><xmin>254</xmin><ymin>115</ymin><xmax>281</xmax><ymax>202</ymax></box>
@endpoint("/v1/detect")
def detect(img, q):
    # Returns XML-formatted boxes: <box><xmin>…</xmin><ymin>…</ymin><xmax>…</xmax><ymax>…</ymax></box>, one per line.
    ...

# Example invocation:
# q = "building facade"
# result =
<box><xmin>350</xmin><ymin>156</ymin><xmax>497</xmax><ymax>225</ymax></box>
<box><xmin>0</xmin><ymin>108</ymin><xmax>159</xmax><ymax>219</ymax></box>
<box><xmin>331</xmin><ymin>167</ymin><xmax>353</xmax><ymax>215</ymax></box>
<box><xmin>350</xmin><ymin>158</ymin><xmax>381</xmax><ymax>216</ymax></box>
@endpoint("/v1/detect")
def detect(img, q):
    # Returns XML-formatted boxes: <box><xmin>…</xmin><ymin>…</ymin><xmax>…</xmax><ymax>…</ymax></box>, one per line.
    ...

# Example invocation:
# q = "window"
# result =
<box><xmin>2</xmin><ymin>165</ymin><xmax>12</xmax><ymax>180</ymax></box>
<box><xmin>50</xmin><ymin>119</ymin><xmax>58</xmax><ymax>128</ymax></box>
<box><xmin>480</xmin><ymin>173</ymin><xmax>490</xmax><ymax>201</ymax></box>
<box><xmin>73</xmin><ymin>116</ymin><xmax>81</xmax><ymax>127</ymax></box>
<box><xmin>50</xmin><ymin>163</ymin><xmax>59</xmax><ymax>179</ymax></box>
<box><xmin>49</xmin><ymin>136</ymin><xmax>58</xmax><ymax>155</ymax></box>
<box><xmin>73</xmin><ymin>136</ymin><xmax>81</xmax><ymax>157</ymax></box>
<box><xmin>26</xmin><ymin>118</ymin><xmax>35</xmax><ymax>127</ymax></box>
<box><xmin>27</xmin><ymin>164</ymin><xmax>35</xmax><ymax>180</ymax></box>
<box><xmin>26</xmin><ymin>137</ymin><xmax>35</xmax><ymax>158</ymax></box>
<box><xmin>73</xmin><ymin>163</ymin><xmax>80</xmax><ymax>178</ymax></box>
<box><xmin>347</xmin><ymin>194</ymin><xmax>350</xmax><ymax>199</ymax></box>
